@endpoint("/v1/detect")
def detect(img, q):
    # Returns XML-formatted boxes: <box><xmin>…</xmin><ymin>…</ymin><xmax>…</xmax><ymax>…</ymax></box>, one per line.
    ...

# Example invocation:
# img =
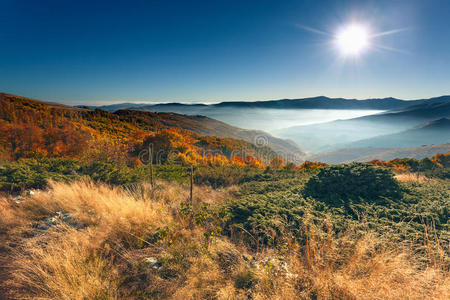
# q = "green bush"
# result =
<box><xmin>193</xmin><ymin>166</ymin><xmax>307</xmax><ymax>188</ymax></box>
<box><xmin>79</xmin><ymin>161</ymin><xmax>144</xmax><ymax>185</ymax></box>
<box><xmin>0</xmin><ymin>158</ymin><xmax>204</xmax><ymax>192</ymax></box>
<box><xmin>154</xmin><ymin>165</ymin><xmax>190</xmax><ymax>183</ymax></box>
<box><xmin>303</xmin><ymin>163</ymin><xmax>401</xmax><ymax>207</ymax></box>
<box><xmin>223</xmin><ymin>175</ymin><xmax>327</xmax><ymax>247</ymax></box>
<box><xmin>423</xmin><ymin>168</ymin><xmax>450</xmax><ymax>179</ymax></box>
<box><xmin>193</xmin><ymin>166</ymin><xmax>261</xmax><ymax>188</ymax></box>
<box><xmin>224</xmin><ymin>172</ymin><xmax>449</xmax><ymax>248</ymax></box>
<box><xmin>0</xmin><ymin>159</ymin><xmax>81</xmax><ymax>192</ymax></box>
<box><xmin>224</xmin><ymin>192</ymin><xmax>317</xmax><ymax>246</ymax></box>
<box><xmin>0</xmin><ymin>159</ymin><xmax>148</xmax><ymax>192</ymax></box>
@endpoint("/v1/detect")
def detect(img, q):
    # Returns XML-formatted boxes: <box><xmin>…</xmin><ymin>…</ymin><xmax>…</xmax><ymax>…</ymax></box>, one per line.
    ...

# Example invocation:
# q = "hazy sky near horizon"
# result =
<box><xmin>1</xmin><ymin>0</ymin><xmax>449</xmax><ymax>104</ymax></box>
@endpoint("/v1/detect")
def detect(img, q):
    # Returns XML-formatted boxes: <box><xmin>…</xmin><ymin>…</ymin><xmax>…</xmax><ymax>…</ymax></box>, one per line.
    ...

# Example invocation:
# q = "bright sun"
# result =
<box><xmin>335</xmin><ymin>24</ymin><xmax>370</xmax><ymax>56</ymax></box>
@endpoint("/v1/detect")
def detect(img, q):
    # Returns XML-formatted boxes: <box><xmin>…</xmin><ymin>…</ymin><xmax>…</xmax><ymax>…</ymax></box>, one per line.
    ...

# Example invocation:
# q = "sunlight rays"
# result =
<box><xmin>297</xmin><ymin>21</ymin><xmax>408</xmax><ymax>60</ymax></box>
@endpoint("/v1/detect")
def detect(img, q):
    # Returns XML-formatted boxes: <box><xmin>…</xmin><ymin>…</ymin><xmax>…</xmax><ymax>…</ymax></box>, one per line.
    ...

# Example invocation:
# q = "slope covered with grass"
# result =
<box><xmin>0</xmin><ymin>165</ymin><xmax>448</xmax><ymax>299</ymax></box>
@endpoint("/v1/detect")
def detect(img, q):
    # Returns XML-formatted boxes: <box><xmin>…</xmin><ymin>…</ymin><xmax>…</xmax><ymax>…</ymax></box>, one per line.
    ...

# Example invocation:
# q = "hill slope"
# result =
<box><xmin>1</xmin><ymin>93</ymin><xmax>295</xmax><ymax>164</ymax></box>
<box><xmin>276</xmin><ymin>101</ymin><xmax>450</xmax><ymax>152</ymax></box>
<box><xmin>308</xmin><ymin>144</ymin><xmax>450</xmax><ymax>164</ymax></box>
<box><xmin>346</xmin><ymin>118</ymin><xmax>450</xmax><ymax>149</ymax></box>
<box><xmin>112</xmin><ymin>109</ymin><xmax>305</xmax><ymax>162</ymax></box>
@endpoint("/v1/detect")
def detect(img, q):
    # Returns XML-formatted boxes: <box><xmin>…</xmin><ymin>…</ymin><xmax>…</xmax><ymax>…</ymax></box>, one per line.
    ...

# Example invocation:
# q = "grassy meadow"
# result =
<box><xmin>0</xmin><ymin>161</ymin><xmax>448</xmax><ymax>299</ymax></box>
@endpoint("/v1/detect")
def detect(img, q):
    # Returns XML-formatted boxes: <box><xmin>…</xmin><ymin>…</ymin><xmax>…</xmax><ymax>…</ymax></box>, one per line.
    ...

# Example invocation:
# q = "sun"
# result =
<box><xmin>335</xmin><ymin>24</ymin><xmax>370</xmax><ymax>56</ymax></box>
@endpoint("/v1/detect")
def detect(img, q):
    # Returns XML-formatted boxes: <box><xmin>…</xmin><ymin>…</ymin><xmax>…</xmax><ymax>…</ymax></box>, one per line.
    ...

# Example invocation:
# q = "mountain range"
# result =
<box><xmin>344</xmin><ymin>118</ymin><xmax>450</xmax><ymax>149</ymax></box>
<box><xmin>93</xmin><ymin>95</ymin><xmax>450</xmax><ymax>111</ymax></box>
<box><xmin>276</xmin><ymin>100</ymin><xmax>450</xmax><ymax>152</ymax></box>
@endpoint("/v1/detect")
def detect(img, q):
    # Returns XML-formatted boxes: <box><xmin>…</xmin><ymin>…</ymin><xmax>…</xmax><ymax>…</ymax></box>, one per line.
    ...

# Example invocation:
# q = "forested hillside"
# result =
<box><xmin>0</xmin><ymin>93</ymin><xmax>279</xmax><ymax>167</ymax></box>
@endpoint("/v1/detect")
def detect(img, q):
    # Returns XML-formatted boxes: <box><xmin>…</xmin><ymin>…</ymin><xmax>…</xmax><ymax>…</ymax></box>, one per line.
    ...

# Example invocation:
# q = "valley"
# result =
<box><xmin>94</xmin><ymin>94</ymin><xmax>450</xmax><ymax>160</ymax></box>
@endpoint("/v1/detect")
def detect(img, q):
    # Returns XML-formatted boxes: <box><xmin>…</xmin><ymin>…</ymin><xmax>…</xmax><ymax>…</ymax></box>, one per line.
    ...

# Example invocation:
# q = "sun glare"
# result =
<box><xmin>335</xmin><ymin>24</ymin><xmax>370</xmax><ymax>56</ymax></box>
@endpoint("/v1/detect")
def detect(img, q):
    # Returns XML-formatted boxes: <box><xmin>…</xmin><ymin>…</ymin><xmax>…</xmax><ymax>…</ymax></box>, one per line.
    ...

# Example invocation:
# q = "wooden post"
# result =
<box><xmin>190</xmin><ymin>165</ymin><xmax>193</xmax><ymax>202</ymax></box>
<box><xmin>149</xmin><ymin>146</ymin><xmax>154</xmax><ymax>188</ymax></box>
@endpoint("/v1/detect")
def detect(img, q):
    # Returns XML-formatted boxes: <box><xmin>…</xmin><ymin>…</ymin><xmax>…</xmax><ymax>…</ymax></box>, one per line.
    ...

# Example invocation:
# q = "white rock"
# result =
<box><xmin>143</xmin><ymin>257</ymin><xmax>161</xmax><ymax>269</ymax></box>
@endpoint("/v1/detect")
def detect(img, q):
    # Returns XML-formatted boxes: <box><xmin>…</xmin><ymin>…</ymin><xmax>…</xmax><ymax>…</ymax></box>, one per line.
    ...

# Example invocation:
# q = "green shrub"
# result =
<box><xmin>0</xmin><ymin>159</ymin><xmax>148</xmax><ymax>191</ymax></box>
<box><xmin>193</xmin><ymin>166</ymin><xmax>307</xmax><ymax>188</ymax></box>
<box><xmin>154</xmin><ymin>165</ymin><xmax>190</xmax><ymax>183</ymax></box>
<box><xmin>193</xmin><ymin>166</ymin><xmax>259</xmax><ymax>188</ymax></box>
<box><xmin>224</xmin><ymin>174</ymin><xmax>449</xmax><ymax>248</ymax></box>
<box><xmin>423</xmin><ymin>168</ymin><xmax>450</xmax><ymax>179</ymax></box>
<box><xmin>303</xmin><ymin>163</ymin><xmax>401</xmax><ymax>207</ymax></box>
<box><xmin>0</xmin><ymin>159</ymin><xmax>81</xmax><ymax>192</ymax></box>
<box><xmin>79</xmin><ymin>161</ymin><xmax>144</xmax><ymax>185</ymax></box>
<box><xmin>224</xmin><ymin>188</ymin><xmax>329</xmax><ymax>246</ymax></box>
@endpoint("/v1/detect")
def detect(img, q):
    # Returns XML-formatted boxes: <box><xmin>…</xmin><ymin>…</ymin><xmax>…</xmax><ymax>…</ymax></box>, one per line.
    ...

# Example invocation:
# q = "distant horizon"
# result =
<box><xmin>2</xmin><ymin>91</ymin><xmax>449</xmax><ymax>106</ymax></box>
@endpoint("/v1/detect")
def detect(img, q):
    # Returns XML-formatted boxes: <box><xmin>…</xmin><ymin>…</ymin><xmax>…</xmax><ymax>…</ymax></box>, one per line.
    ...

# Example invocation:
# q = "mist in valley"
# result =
<box><xmin>125</xmin><ymin>103</ymin><xmax>450</xmax><ymax>157</ymax></box>
<box><xmin>141</xmin><ymin>106</ymin><xmax>385</xmax><ymax>133</ymax></box>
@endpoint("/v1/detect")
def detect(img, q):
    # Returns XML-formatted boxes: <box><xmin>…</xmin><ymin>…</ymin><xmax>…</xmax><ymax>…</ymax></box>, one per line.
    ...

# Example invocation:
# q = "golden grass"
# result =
<box><xmin>0</xmin><ymin>180</ymin><xmax>448</xmax><ymax>299</ymax></box>
<box><xmin>395</xmin><ymin>172</ymin><xmax>430</xmax><ymax>183</ymax></box>
<box><xmin>0</xmin><ymin>197</ymin><xmax>21</xmax><ymax>233</ymax></box>
<box><xmin>11</xmin><ymin>228</ymin><xmax>119</xmax><ymax>300</ymax></box>
<box><xmin>289</xmin><ymin>225</ymin><xmax>449</xmax><ymax>299</ymax></box>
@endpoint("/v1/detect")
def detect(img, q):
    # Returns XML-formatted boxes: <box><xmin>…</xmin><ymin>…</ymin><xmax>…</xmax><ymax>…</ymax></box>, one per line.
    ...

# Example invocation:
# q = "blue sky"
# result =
<box><xmin>0</xmin><ymin>0</ymin><xmax>449</xmax><ymax>104</ymax></box>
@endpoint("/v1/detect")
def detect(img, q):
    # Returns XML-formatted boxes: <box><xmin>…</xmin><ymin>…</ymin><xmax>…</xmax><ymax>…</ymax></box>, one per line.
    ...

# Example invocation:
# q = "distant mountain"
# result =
<box><xmin>276</xmin><ymin>101</ymin><xmax>450</xmax><ymax>152</ymax></box>
<box><xmin>93</xmin><ymin>95</ymin><xmax>450</xmax><ymax>112</ymax></box>
<box><xmin>308</xmin><ymin>144</ymin><xmax>450</xmax><ymax>164</ymax></box>
<box><xmin>91</xmin><ymin>102</ymin><xmax>208</xmax><ymax>112</ymax></box>
<box><xmin>345</xmin><ymin>118</ymin><xmax>450</xmax><ymax>149</ymax></box>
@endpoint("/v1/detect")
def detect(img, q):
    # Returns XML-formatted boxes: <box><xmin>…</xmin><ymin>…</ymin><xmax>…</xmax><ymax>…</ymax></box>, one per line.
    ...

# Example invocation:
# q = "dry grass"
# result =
<box><xmin>0</xmin><ymin>180</ymin><xmax>448</xmax><ymax>299</ymax></box>
<box><xmin>287</xmin><ymin>222</ymin><xmax>449</xmax><ymax>299</ymax></box>
<box><xmin>395</xmin><ymin>172</ymin><xmax>430</xmax><ymax>183</ymax></box>
<box><xmin>0</xmin><ymin>180</ymin><xmax>181</xmax><ymax>299</ymax></box>
<box><xmin>11</xmin><ymin>228</ymin><xmax>119</xmax><ymax>299</ymax></box>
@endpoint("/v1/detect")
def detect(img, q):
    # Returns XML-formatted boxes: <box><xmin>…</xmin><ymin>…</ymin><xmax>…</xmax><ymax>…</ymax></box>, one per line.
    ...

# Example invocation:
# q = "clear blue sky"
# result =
<box><xmin>0</xmin><ymin>0</ymin><xmax>449</xmax><ymax>104</ymax></box>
